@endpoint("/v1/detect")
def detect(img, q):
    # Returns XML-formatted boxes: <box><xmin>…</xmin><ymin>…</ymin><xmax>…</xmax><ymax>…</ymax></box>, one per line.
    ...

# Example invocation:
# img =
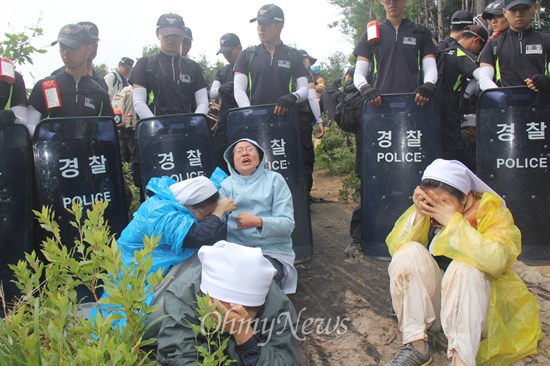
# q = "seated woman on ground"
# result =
<box><xmin>91</xmin><ymin>169</ymin><xmax>236</xmax><ymax>335</ymax></box>
<box><xmin>384</xmin><ymin>159</ymin><xmax>542</xmax><ymax>366</ymax></box>
<box><xmin>220</xmin><ymin>138</ymin><xmax>297</xmax><ymax>294</ymax></box>
<box><xmin>118</xmin><ymin>169</ymin><xmax>235</xmax><ymax>275</ymax></box>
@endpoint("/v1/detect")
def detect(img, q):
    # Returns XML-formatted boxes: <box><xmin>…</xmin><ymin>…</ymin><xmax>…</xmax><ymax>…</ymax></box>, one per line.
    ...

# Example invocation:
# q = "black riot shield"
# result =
<box><xmin>226</xmin><ymin>105</ymin><xmax>313</xmax><ymax>263</ymax></box>
<box><xmin>0</xmin><ymin>124</ymin><xmax>33</xmax><ymax>305</ymax></box>
<box><xmin>33</xmin><ymin>117</ymin><xmax>128</xmax><ymax>246</ymax></box>
<box><xmin>477</xmin><ymin>87</ymin><xmax>550</xmax><ymax>264</ymax></box>
<box><xmin>361</xmin><ymin>94</ymin><xmax>441</xmax><ymax>260</ymax></box>
<box><xmin>136</xmin><ymin>114</ymin><xmax>216</xmax><ymax>187</ymax></box>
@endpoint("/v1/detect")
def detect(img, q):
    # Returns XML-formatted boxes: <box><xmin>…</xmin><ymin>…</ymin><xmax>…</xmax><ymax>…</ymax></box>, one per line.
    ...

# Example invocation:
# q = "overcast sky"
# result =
<box><xmin>1</xmin><ymin>0</ymin><xmax>355</xmax><ymax>87</ymax></box>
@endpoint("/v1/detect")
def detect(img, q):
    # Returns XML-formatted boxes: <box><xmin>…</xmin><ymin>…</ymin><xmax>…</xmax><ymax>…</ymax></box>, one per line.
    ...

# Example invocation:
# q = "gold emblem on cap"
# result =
<box><xmin>166</xmin><ymin>17</ymin><xmax>176</xmax><ymax>24</ymax></box>
<box><xmin>63</xmin><ymin>27</ymin><xmax>72</xmax><ymax>34</ymax></box>
<box><xmin>259</xmin><ymin>9</ymin><xmax>267</xmax><ymax>15</ymax></box>
<box><xmin>81</xmin><ymin>23</ymin><xmax>92</xmax><ymax>30</ymax></box>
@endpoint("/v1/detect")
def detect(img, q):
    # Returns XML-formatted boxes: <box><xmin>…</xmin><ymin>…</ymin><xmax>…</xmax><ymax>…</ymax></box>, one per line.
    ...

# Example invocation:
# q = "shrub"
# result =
<box><xmin>314</xmin><ymin>127</ymin><xmax>356</xmax><ymax>176</ymax></box>
<box><xmin>0</xmin><ymin>201</ymin><xmax>163</xmax><ymax>365</ymax></box>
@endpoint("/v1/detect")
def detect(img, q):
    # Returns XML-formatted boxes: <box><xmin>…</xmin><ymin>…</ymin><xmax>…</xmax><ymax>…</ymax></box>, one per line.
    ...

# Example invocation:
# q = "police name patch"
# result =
<box><xmin>84</xmin><ymin>98</ymin><xmax>95</xmax><ymax>109</ymax></box>
<box><xmin>278</xmin><ymin>60</ymin><xmax>291</xmax><ymax>69</ymax></box>
<box><xmin>526</xmin><ymin>44</ymin><xmax>543</xmax><ymax>54</ymax></box>
<box><xmin>403</xmin><ymin>37</ymin><xmax>416</xmax><ymax>46</ymax></box>
<box><xmin>180</xmin><ymin>74</ymin><xmax>191</xmax><ymax>83</ymax></box>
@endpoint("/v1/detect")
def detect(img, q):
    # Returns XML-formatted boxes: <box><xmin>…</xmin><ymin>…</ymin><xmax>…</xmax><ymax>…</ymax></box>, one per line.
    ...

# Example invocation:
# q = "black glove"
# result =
<box><xmin>0</xmin><ymin>110</ymin><xmax>16</xmax><ymax>129</ymax></box>
<box><xmin>415</xmin><ymin>82</ymin><xmax>436</xmax><ymax>98</ymax></box>
<box><xmin>218</xmin><ymin>81</ymin><xmax>234</xmax><ymax>96</ymax></box>
<box><xmin>530</xmin><ymin>74</ymin><xmax>550</xmax><ymax>91</ymax></box>
<box><xmin>360</xmin><ymin>85</ymin><xmax>381</xmax><ymax>102</ymax></box>
<box><xmin>276</xmin><ymin>93</ymin><xmax>297</xmax><ymax>110</ymax></box>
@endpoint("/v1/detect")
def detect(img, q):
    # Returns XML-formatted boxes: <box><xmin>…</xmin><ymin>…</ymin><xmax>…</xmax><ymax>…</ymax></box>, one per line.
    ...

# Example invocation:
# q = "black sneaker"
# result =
<box><xmin>344</xmin><ymin>241</ymin><xmax>361</xmax><ymax>255</ymax></box>
<box><xmin>385</xmin><ymin>342</ymin><xmax>432</xmax><ymax>366</ymax></box>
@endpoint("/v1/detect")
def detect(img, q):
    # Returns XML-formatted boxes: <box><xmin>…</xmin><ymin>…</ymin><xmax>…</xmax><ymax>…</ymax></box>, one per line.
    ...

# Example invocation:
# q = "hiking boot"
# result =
<box><xmin>344</xmin><ymin>241</ymin><xmax>361</xmax><ymax>255</ymax></box>
<box><xmin>385</xmin><ymin>342</ymin><xmax>432</xmax><ymax>366</ymax></box>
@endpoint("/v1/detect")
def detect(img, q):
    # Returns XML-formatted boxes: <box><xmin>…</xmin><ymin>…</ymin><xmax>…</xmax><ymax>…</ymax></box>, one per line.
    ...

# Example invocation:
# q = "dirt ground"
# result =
<box><xmin>291</xmin><ymin>170</ymin><xmax>550</xmax><ymax>365</ymax></box>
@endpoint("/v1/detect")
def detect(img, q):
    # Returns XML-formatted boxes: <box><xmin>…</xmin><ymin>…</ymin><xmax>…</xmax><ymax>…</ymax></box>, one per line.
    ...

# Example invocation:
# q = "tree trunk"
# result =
<box><xmin>438</xmin><ymin>0</ymin><xmax>445</xmax><ymax>40</ymax></box>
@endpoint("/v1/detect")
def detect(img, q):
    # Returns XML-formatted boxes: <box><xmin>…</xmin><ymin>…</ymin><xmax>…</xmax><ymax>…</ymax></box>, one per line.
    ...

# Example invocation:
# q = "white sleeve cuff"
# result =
<box><xmin>474</xmin><ymin>67</ymin><xmax>498</xmax><ymax>91</ymax></box>
<box><xmin>210</xmin><ymin>80</ymin><xmax>221</xmax><ymax>100</ymax></box>
<box><xmin>234</xmin><ymin>73</ymin><xmax>251</xmax><ymax>107</ymax></box>
<box><xmin>354</xmin><ymin>59</ymin><xmax>370</xmax><ymax>90</ymax></box>
<box><xmin>194</xmin><ymin>88</ymin><xmax>209</xmax><ymax>114</ymax></box>
<box><xmin>422</xmin><ymin>57</ymin><xmax>437</xmax><ymax>85</ymax></box>
<box><xmin>133</xmin><ymin>87</ymin><xmax>154</xmax><ymax>119</ymax></box>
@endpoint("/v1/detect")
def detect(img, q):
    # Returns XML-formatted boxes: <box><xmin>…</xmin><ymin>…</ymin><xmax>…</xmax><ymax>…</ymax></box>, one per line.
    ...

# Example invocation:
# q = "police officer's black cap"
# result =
<box><xmin>462</xmin><ymin>25</ymin><xmax>489</xmax><ymax>44</ymax></box>
<box><xmin>504</xmin><ymin>0</ymin><xmax>535</xmax><ymax>9</ymax></box>
<box><xmin>156</xmin><ymin>13</ymin><xmax>185</xmax><ymax>37</ymax></box>
<box><xmin>451</xmin><ymin>10</ymin><xmax>474</xmax><ymax>25</ymax></box>
<box><xmin>250</xmin><ymin>4</ymin><xmax>285</xmax><ymax>24</ymax></box>
<box><xmin>345</xmin><ymin>68</ymin><xmax>355</xmax><ymax>77</ymax></box>
<box><xmin>482</xmin><ymin>0</ymin><xmax>506</xmax><ymax>18</ymax></box>
<box><xmin>217</xmin><ymin>33</ymin><xmax>241</xmax><ymax>55</ymax></box>
<box><xmin>183</xmin><ymin>26</ymin><xmax>193</xmax><ymax>41</ymax></box>
<box><xmin>78</xmin><ymin>21</ymin><xmax>99</xmax><ymax>41</ymax></box>
<box><xmin>297</xmin><ymin>49</ymin><xmax>317</xmax><ymax>65</ymax></box>
<box><xmin>332</xmin><ymin>77</ymin><xmax>342</xmax><ymax>86</ymax></box>
<box><xmin>119</xmin><ymin>57</ymin><xmax>134</xmax><ymax>69</ymax></box>
<box><xmin>51</xmin><ymin>24</ymin><xmax>92</xmax><ymax>48</ymax></box>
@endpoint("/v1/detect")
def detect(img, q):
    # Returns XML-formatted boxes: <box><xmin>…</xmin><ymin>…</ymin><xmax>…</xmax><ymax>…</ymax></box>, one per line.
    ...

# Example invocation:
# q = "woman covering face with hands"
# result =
<box><xmin>383</xmin><ymin>159</ymin><xmax>541</xmax><ymax>366</ymax></box>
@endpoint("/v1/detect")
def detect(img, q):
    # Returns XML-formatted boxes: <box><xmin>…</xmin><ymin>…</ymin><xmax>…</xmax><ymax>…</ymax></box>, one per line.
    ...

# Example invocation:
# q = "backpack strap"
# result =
<box><xmin>242</xmin><ymin>45</ymin><xmax>259</xmax><ymax>99</ymax></box>
<box><xmin>539</xmin><ymin>31</ymin><xmax>550</xmax><ymax>74</ymax></box>
<box><xmin>283</xmin><ymin>44</ymin><xmax>300</xmax><ymax>92</ymax></box>
<box><xmin>413</xmin><ymin>23</ymin><xmax>428</xmax><ymax>86</ymax></box>
<box><xmin>145</xmin><ymin>52</ymin><xmax>161</xmax><ymax>106</ymax></box>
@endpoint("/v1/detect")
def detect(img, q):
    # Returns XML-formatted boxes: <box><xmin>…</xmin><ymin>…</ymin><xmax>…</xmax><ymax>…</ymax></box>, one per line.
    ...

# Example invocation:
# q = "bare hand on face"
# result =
<box><xmin>416</xmin><ymin>189</ymin><xmax>458</xmax><ymax>227</ymax></box>
<box><xmin>235</xmin><ymin>212</ymin><xmax>262</xmax><ymax>229</ymax></box>
<box><xmin>209</xmin><ymin>298</ymin><xmax>256</xmax><ymax>345</ymax></box>
<box><xmin>412</xmin><ymin>186</ymin><xmax>427</xmax><ymax>224</ymax></box>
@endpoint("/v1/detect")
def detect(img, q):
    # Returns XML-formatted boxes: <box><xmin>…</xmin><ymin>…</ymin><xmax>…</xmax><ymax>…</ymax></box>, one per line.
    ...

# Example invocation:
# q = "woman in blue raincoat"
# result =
<box><xmin>92</xmin><ymin>169</ymin><xmax>235</xmax><ymax>335</ymax></box>
<box><xmin>220</xmin><ymin>138</ymin><xmax>297</xmax><ymax>294</ymax></box>
<box><xmin>117</xmin><ymin>169</ymin><xmax>234</xmax><ymax>275</ymax></box>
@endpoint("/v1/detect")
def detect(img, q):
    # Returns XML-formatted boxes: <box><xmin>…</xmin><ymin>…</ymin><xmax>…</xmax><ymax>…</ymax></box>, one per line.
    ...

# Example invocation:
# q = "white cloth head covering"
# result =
<box><xmin>168</xmin><ymin>176</ymin><xmax>217</xmax><ymax>205</ymax></box>
<box><xmin>422</xmin><ymin>159</ymin><xmax>498</xmax><ymax>196</ymax></box>
<box><xmin>198</xmin><ymin>241</ymin><xmax>276</xmax><ymax>307</ymax></box>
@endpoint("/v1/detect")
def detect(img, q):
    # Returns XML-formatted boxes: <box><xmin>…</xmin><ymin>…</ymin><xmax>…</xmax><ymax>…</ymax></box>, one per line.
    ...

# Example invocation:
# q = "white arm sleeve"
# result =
<box><xmin>11</xmin><ymin>105</ymin><xmax>27</xmax><ymax>126</ymax></box>
<box><xmin>463</xmin><ymin>79</ymin><xmax>479</xmax><ymax>99</ymax></box>
<box><xmin>26</xmin><ymin>105</ymin><xmax>42</xmax><ymax>137</ymax></box>
<box><xmin>307</xmin><ymin>87</ymin><xmax>322</xmax><ymax>123</ymax></box>
<box><xmin>293</xmin><ymin>77</ymin><xmax>309</xmax><ymax>102</ymax></box>
<box><xmin>194</xmin><ymin>87</ymin><xmax>209</xmax><ymax>114</ymax></box>
<box><xmin>474</xmin><ymin>67</ymin><xmax>498</xmax><ymax>91</ymax></box>
<box><xmin>133</xmin><ymin>87</ymin><xmax>154</xmax><ymax>119</ymax></box>
<box><xmin>234</xmin><ymin>73</ymin><xmax>251</xmax><ymax>107</ymax></box>
<box><xmin>422</xmin><ymin>57</ymin><xmax>437</xmax><ymax>85</ymax></box>
<box><xmin>354</xmin><ymin>60</ymin><xmax>370</xmax><ymax>90</ymax></box>
<box><xmin>209</xmin><ymin>80</ymin><xmax>221</xmax><ymax>100</ymax></box>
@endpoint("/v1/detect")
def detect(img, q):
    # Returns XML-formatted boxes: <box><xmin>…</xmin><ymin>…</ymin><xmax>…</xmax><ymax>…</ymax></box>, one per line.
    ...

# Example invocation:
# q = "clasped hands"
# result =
<box><xmin>412</xmin><ymin>186</ymin><xmax>457</xmax><ymax>227</ymax></box>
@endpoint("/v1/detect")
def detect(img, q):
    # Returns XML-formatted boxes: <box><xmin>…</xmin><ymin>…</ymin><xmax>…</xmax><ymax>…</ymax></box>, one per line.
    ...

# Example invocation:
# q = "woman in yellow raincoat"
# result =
<box><xmin>385</xmin><ymin>159</ymin><xmax>542</xmax><ymax>366</ymax></box>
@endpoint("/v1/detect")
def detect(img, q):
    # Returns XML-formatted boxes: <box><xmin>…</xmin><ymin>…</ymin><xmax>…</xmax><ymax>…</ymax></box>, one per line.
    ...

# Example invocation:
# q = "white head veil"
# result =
<box><xmin>422</xmin><ymin>159</ymin><xmax>501</xmax><ymax>201</ymax></box>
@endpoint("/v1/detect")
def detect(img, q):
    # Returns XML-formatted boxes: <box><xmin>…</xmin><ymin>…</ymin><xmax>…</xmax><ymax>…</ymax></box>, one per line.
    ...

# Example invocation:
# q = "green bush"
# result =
<box><xmin>315</xmin><ymin>126</ymin><xmax>360</xmax><ymax>202</ymax></box>
<box><xmin>0</xmin><ymin>201</ymin><xmax>163</xmax><ymax>365</ymax></box>
<box><xmin>314</xmin><ymin>127</ymin><xmax>356</xmax><ymax>176</ymax></box>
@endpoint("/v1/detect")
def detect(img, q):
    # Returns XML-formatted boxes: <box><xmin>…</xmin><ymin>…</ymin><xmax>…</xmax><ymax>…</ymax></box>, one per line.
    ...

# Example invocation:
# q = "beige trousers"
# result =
<box><xmin>388</xmin><ymin>242</ymin><xmax>491</xmax><ymax>365</ymax></box>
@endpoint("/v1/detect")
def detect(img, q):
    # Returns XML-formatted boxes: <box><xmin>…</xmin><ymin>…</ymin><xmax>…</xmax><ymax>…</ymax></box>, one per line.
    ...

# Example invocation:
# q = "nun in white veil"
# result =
<box><xmin>384</xmin><ymin>159</ymin><xmax>541</xmax><ymax>366</ymax></box>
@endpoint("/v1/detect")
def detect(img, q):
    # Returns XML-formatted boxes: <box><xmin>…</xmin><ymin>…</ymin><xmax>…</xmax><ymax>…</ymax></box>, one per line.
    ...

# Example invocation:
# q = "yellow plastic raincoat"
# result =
<box><xmin>386</xmin><ymin>192</ymin><xmax>542</xmax><ymax>365</ymax></box>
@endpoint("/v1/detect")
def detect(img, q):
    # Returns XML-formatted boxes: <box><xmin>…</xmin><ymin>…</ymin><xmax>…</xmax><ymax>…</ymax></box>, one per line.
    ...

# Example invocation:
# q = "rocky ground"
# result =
<box><xmin>289</xmin><ymin>170</ymin><xmax>550</xmax><ymax>365</ymax></box>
